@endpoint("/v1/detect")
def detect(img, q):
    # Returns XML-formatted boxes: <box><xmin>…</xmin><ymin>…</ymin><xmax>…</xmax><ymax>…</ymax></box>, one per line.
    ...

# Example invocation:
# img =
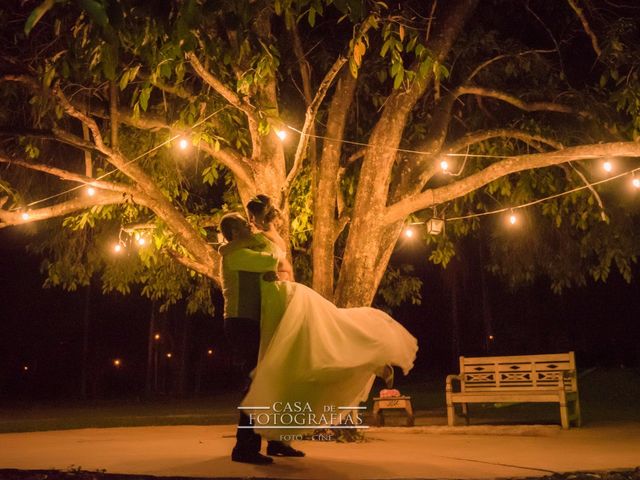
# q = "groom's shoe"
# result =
<box><xmin>231</xmin><ymin>448</ymin><xmax>274</xmax><ymax>465</ymax></box>
<box><xmin>266</xmin><ymin>442</ymin><xmax>306</xmax><ymax>457</ymax></box>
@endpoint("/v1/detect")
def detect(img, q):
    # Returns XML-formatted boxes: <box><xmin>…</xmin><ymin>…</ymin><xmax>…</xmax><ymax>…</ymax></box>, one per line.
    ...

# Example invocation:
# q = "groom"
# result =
<box><xmin>218</xmin><ymin>213</ymin><xmax>304</xmax><ymax>464</ymax></box>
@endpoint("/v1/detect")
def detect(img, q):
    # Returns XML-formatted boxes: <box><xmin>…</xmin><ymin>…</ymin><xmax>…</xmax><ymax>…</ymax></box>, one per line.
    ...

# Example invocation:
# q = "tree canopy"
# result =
<box><xmin>1</xmin><ymin>0</ymin><xmax>640</xmax><ymax>312</ymax></box>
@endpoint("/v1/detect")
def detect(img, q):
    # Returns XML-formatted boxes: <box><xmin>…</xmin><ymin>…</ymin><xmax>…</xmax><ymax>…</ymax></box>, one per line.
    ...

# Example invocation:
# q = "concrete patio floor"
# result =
<box><xmin>0</xmin><ymin>422</ymin><xmax>639</xmax><ymax>479</ymax></box>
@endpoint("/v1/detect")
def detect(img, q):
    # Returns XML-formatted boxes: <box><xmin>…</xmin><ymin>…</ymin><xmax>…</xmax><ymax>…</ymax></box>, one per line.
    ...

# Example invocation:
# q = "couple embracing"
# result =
<box><xmin>219</xmin><ymin>195</ymin><xmax>418</xmax><ymax>465</ymax></box>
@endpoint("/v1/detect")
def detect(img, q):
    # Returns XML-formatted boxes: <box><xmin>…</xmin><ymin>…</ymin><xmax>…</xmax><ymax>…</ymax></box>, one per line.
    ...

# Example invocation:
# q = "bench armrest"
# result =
<box><xmin>446</xmin><ymin>374</ymin><xmax>463</xmax><ymax>393</ymax></box>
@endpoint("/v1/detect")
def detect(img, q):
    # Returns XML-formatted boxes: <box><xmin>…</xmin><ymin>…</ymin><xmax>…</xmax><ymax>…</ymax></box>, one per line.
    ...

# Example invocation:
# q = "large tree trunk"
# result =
<box><xmin>334</xmin><ymin>0</ymin><xmax>478</xmax><ymax>307</ymax></box>
<box><xmin>312</xmin><ymin>70</ymin><xmax>357</xmax><ymax>300</ymax></box>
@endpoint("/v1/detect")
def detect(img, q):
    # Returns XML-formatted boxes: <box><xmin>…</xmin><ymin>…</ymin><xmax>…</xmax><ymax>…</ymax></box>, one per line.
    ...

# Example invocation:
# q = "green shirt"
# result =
<box><xmin>221</xmin><ymin>248</ymin><xmax>278</xmax><ymax>320</ymax></box>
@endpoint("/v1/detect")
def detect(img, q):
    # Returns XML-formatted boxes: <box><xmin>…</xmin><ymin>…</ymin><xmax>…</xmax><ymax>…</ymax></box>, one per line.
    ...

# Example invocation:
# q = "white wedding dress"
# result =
<box><xmin>241</xmin><ymin>234</ymin><xmax>418</xmax><ymax>440</ymax></box>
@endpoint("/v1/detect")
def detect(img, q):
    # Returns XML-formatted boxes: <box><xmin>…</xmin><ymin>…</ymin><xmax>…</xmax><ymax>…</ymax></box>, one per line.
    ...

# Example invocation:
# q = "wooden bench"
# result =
<box><xmin>446</xmin><ymin>352</ymin><xmax>581</xmax><ymax>429</ymax></box>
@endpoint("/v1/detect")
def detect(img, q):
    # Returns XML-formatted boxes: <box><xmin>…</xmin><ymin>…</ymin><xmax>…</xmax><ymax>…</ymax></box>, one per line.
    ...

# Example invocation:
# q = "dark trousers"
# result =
<box><xmin>224</xmin><ymin>317</ymin><xmax>261</xmax><ymax>454</ymax></box>
<box><xmin>224</xmin><ymin>317</ymin><xmax>288</xmax><ymax>454</ymax></box>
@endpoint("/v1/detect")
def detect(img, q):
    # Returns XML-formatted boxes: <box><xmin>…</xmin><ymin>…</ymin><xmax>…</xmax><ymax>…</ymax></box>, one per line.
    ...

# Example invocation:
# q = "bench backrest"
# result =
<box><xmin>459</xmin><ymin>352</ymin><xmax>577</xmax><ymax>392</ymax></box>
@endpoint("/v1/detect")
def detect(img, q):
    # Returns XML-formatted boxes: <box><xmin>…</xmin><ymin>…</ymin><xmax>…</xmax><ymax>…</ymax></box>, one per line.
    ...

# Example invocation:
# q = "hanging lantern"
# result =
<box><xmin>426</xmin><ymin>217</ymin><xmax>444</xmax><ymax>235</ymax></box>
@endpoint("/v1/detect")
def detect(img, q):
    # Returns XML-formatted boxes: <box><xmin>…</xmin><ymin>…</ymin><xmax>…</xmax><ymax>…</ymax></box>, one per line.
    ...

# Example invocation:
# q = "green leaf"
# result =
<box><xmin>139</xmin><ymin>85</ymin><xmax>151</xmax><ymax>111</ymax></box>
<box><xmin>381</xmin><ymin>38</ymin><xmax>393</xmax><ymax>57</ymax></box>
<box><xmin>393</xmin><ymin>68</ymin><xmax>404</xmax><ymax>89</ymax></box>
<box><xmin>24</xmin><ymin>0</ymin><xmax>57</xmax><ymax>36</ymax></box>
<box><xmin>308</xmin><ymin>7</ymin><xmax>316</xmax><ymax>27</ymax></box>
<box><xmin>77</xmin><ymin>0</ymin><xmax>109</xmax><ymax>29</ymax></box>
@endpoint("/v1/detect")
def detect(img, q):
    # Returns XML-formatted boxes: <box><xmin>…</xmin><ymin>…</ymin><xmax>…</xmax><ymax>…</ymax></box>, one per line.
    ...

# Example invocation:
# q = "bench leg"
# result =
<box><xmin>572</xmin><ymin>397</ymin><xmax>582</xmax><ymax>427</ymax></box>
<box><xmin>560</xmin><ymin>402</ymin><xmax>570</xmax><ymax>429</ymax></box>
<box><xmin>447</xmin><ymin>402</ymin><xmax>455</xmax><ymax>426</ymax></box>
<box><xmin>461</xmin><ymin>403</ymin><xmax>470</xmax><ymax>425</ymax></box>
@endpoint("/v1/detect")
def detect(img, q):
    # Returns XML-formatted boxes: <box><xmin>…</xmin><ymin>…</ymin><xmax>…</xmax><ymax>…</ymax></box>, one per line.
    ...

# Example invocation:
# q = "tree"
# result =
<box><xmin>1</xmin><ymin>0</ymin><xmax>639</xmax><ymax>311</ymax></box>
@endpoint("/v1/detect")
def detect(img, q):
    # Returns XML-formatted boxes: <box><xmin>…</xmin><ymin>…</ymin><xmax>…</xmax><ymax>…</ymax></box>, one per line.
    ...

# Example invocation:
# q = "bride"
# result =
<box><xmin>220</xmin><ymin>195</ymin><xmax>418</xmax><ymax>440</ymax></box>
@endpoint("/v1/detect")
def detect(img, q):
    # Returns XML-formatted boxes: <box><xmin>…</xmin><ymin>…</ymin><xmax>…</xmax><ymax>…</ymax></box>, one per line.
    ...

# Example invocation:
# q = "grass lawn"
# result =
<box><xmin>0</xmin><ymin>393</ymin><xmax>242</xmax><ymax>433</ymax></box>
<box><xmin>1</xmin><ymin>367</ymin><xmax>638</xmax><ymax>433</ymax></box>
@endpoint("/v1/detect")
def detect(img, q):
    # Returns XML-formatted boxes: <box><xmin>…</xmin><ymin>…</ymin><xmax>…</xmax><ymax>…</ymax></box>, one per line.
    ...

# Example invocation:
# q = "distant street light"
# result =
<box><xmin>113</xmin><ymin>358</ymin><xmax>122</xmax><ymax>368</ymax></box>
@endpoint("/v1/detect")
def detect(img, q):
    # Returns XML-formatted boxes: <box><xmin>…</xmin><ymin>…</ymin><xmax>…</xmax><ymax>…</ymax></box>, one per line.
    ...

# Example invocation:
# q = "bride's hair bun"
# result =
<box><xmin>247</xmin><ymin>194</ymin><xmax>279</xmax><ymax>224</ymax></box>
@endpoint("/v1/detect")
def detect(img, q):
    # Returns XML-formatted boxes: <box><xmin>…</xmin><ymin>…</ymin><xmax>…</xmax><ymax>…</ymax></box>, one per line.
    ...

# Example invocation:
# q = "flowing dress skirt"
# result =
<box><xmin>242</xmin><ymin>282</ymin><xmax>418</xmax><ymax>440</ymax></box>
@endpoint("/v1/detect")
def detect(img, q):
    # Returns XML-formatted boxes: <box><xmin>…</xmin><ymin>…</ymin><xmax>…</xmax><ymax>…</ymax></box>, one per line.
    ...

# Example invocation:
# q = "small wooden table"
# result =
<box><xmin>372</xmin><ymin>395</ymin><xmax>414</xmax><ymax>426</ymax></box>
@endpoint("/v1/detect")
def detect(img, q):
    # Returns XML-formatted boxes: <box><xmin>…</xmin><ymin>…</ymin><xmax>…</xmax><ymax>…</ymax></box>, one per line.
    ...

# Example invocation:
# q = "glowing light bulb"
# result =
<box><xmin>275</xmin><ymin>129</ymin><xmax>287</xmax><ymax>141</ymax></box>
<box><xmin>440</xmin><ymin>160</ymin><xmax>449</xmax><ymax>171</ymax></box>
<box><xmin>489</xmin><ymin>335</ymin><xmax>494</xmax><ymax>341</ymax></box>
<box><xmin>603</xmin><ymin>161</ymin><xmax>613</xmax><ymax>173</ymax></box>
<box><xmin>87</xmin><ymin>187</ymin><xmax>96</xmax><ymax>197</ymax></box>
<box><xmin>509</xmin><ymin>213</ymin><xmax>517</xmax><ymax>225</ymax></box>
<box><xmin>166</xmin><ymin>353</ymin><xmax>173</xmax><ymax>359</ymax></box>
<box><xmin>21</xmin><ymin>212</ymin><xmax>30</xmax><ymax>221</ymax></box>
<box><xmin>179</xmin><ymin>138</ymin><xmax>189</xmax><ymax>150</ymax></box>
<box><xmin>113</xmin><ymin>359</ymin><xmax>121</xmax><ymax>367</ymax></box>
<box><xmin>404</xmin><ymin>227</ymin><xmax>414</xmax><ymax>238</ymax></box>
<box><xmin>207</xmin><ymin>349</ymin><xmax>213</xmax><ymax>356</ymax></box>
<box><xmin>23</xmin><ymin>365</ymin><xmax>29</xmax><ymax>371</ymax></box>
<box><xmin>154</xmin><ymin>333</ymin><xmax>160</xmax><ymax>340</ymax></box>
<box><xmin>632</xmin><ymin>178</ymin><xmax>640</xmax><ymax>189</ymax></box>
<box><xmin>137</xmin><ymin>237</ymin><xmax>146</xmax><ymax>246</ymax></box>
<box><xmin>114</xmin><ymin>243</ymin><xmax>123</xmax><ymax>253</ymax></box>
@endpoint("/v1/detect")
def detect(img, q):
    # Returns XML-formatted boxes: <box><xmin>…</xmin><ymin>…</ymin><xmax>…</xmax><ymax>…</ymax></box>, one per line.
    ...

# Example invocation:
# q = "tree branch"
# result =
<box><xmin>467</xmin><ymin>49</ymin><xmax>556</xmax><ymax>83</ymax></box>
<box><xmin>290</xmin><ymin>19</ymin><xmax>318</xmax><ymax>189</ymax></box>
<box><xmin>383</xmin><ymin>141</ymin><xmax>640</xmax><ymax>224</ymax></box>
<box><xmin>567</xmin><ymin>0</ymin><xmax>602</xmax><ymax>57</ymax></box>
<box><xmin>140</xmin><ymin>72</ymin><xmax>197</xmax><ymax>101</ymax></box>
<box><xmin>84</xmin><ymin>103</ymin><xmax>255</xmax><ymax>191</ymax></box>
<box><xmin>444</xmin><ymin>129</ymin><xmax>564</xmax><ymax>153</ymax></box>
<box><xmin>166</xmin><ymin>248</ymin><xmax>217</xmax><ymax>279</ymax></box>
<box><xmin>567</xmin><ymin>161</ymin><xmax>606</xmax><ymax>219</ymax></box>
<box><xmin>0</xmin><ymin>74</ymin><xmax>42</xmax><ymax>92</ymax></box>
<box><xmin>284</xmin><ymin>55</ymin><xmax>347</xmax><ymax>194</ymax></box>
<box><xmin>457</xmin><ymin>86</ymin><xmax>587</xmax><ymax>116</ymax></box>
<box><xmin>0</xmin><ymin>154</ymin><xmax>135</xmax><ymax>195</ymax></box>
<box><xmin>0</xmin><ymin>191</ymin><xmax>131</xmax><ymax>229</ymax></box>
<box><xmin>109</xmin><ymin>80</ymin><xmax>119</xmax><ymax>150</ymax></box>
<box><xmin>186</xmin><ymin>51</ymin><xmax>261</xmax><ymax>160</ymax></box>
<box><xmin>198</xmin><ymin>142</ymin><xmax>255</xmax><ymax>193</ymax></box>
<box><xmin>53</xmin><ymin>83</ymin><xmax>108</xmax><ymax>153</ymax></box>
